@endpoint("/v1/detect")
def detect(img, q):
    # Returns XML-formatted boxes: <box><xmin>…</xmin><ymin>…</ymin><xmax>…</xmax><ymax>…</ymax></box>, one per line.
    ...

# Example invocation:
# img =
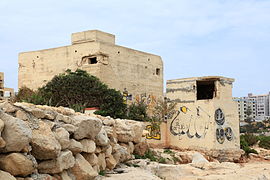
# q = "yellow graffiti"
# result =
<box><xmin>180</xmin><ymin>106</ymin><xmax>188</xmax><ymax>113</ymax></box>
<box><xmin>146</xmin><ymin>125</ymin><xmax>161</xmax><ymax>140</ymax></box>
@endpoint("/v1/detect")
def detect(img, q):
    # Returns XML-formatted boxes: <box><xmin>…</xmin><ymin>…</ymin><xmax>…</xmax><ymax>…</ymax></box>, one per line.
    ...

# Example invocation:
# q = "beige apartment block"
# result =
<box><xmin>146</xmin><ymin>76</ymin><xmax>240</xmax><ymax>154</ymax></box>
<box><xmin>0</xmin><ymin>72</ymin><xmax>15</xmax><ymax>99</ymax></box>
<box><xmin>0</xmin><ymin>72</ymin><xmax>4</xmax><ymax>97</ymax></box>
<box><xmin>18</xmin><ymin>30</ymin><xmax>164</xmax><ymax>103</ymax></box>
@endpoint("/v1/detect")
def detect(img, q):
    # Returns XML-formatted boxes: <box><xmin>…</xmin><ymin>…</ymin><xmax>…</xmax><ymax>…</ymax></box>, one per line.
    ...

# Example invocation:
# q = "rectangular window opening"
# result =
<box><xmin>156</xmin><ymin>68</ymin><xmax>160</xmax><ymax>75</ymax></box>
<box><xmin>88</xmin><ymin>57</ymin><xmax>97</xmax><ymax>64</ymax></box>
<box><xmin>196</xmin><ymin>80</ymin><xmax>216</xmax><ymax>100</ymax></box>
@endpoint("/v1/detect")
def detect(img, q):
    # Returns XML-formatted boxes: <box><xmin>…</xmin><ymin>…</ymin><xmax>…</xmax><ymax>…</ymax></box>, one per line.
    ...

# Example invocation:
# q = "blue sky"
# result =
<box><xmin>0</xmin><ymin>0</ymin><xmax>269</xmax><ymax>97</ymax></box>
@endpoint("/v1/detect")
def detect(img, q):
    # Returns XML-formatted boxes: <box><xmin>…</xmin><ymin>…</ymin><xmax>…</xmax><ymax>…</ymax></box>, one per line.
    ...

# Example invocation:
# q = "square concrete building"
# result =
<box><xmin>166</xmin><ymin>76</ymin><xmax>240</xmax><ymax>152</ymax></box>
<box><xmin>18</xmin><ymin>30</ymin><xmax>163</xmax><ymax>102</ymax></box>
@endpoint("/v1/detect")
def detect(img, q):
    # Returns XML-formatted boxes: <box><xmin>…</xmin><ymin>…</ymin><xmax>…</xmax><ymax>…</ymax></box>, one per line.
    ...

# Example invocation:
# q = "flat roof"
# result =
<box><xmin>167</xmin><ymin>76</ymin><xmax>235</xmax><ymax>83</ymax></box>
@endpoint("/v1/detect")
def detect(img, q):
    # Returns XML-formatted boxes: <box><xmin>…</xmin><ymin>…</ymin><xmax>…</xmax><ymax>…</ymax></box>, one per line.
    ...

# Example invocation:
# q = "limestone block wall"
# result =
<box><xmin>0</xmin><ymin>102</ymin><xmax>146</xmax><ymax>179</ymax></box>
<box><xmin>18</xmin><ymin>30</ymin><xmax>163</xmax><ymax>103</ymax></box>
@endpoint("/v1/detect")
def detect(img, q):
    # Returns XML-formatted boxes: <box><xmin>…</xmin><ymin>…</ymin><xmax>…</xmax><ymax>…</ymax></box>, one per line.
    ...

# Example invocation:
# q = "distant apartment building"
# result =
<box><xmin>234</xmin><ymin>92</ymin><xmax>270</xmax><ymax>121</ymax></box>
<box><xmin>0</xmin><ymin>72</ymin><xmax>15</xmax><ymax>99</ymax></box>
<box><xmin>0</xmin><ymin>72</ymin><xmax>4</xmax><ymax>97</ymax></box>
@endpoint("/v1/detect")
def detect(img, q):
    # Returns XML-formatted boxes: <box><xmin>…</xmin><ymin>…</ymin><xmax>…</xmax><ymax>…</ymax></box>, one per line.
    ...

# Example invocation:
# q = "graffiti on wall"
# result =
<box><xmin>145</xmin><ymin>125</ymin><xmax>161</xmax><ymax>140</ymax></box>
<box><xmin>215</xmin><ymin>108</ymin><xmax>234</xmax><ymax>144</ymax></box>
<box><xmin>123</xmin><ymin>88</ymin><xmax>133</xmax><ymax>104</ymax></box>
<box><xmin>122</xmin><ymin>88</ymin><xmax>157</xmax><ymax>109</ymax></box>
<box><xmin>135</xmin><ymin>93</ymin><xmax>157</xmax><ymax>109</ymax></box>
<box><xmin>170</xmin><ymin>106</ymin><xmax>210</xmax><ymax>139</ymax></box>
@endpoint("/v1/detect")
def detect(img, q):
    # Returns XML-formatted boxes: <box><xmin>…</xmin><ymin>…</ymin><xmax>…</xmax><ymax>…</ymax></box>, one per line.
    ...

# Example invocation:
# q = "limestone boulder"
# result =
<box><xmin>31</xmin><ymin>108</ymin><xmax>46</xmax><ymax>119</ymax></box>
<box><xmin>80</xmin><ymin>139</ymin><xmax>96</xmax><ymax>153</ymax></box>
<box><xmin>134</xmin><ymin>141</ymin><xmax>149</xmax><ymax>156</ymax></box>
<box><xmin>31</xmin><ymin>174</ymin><xmax>57</xmax><ymax>180</ymax></box>
<box><xmin>264</xmin><ymin>155</ymin><xmax>270</xmax><ymax>160</ymax></box>
<box><xmin>191</xmin><ymin>152</ymin><xmax>209</xmax><ymax>164</ymax></box>
<box><xmin>106</xmin><ymin>155</ymin><xmax>117</xmax><ymax>170</ymax></box>
<box><xmin>113</xmin><ymin>144</ymin><xmax>131</xmax><ymax>163</ymax></box>
<box><xmin>56</xmin><ymin>106</ymin><xmax>75</xmax><ymax>116</ymax></box>
<box><xmin>102</xmin><ymin>118</ymin><xmax>116</xmax><ymax>126</ymax></box>
<box><xmin>0</xmin><ymin>111</ymin><xmax>32</xmax><ymax>152</ymax></box>
<box><xmin>97</xmin><ymin>153</ymin><xmax>106</xmax><ymax>171</ymax></box>
<box><xmin>103</xmin><ymin>126</ymin><xmax>116</xmax><ymax>138</ymax></box>
<box><xmin>72</xmin><ymin>115</ymin><xmax>102</xmax><ymax>140</ymax></box>
<box><xmin>62</xmin><ymin>124</ymin><xmax>77</xmax><ymax>133</ymax></box>
<box><xmin>95</xmin><ymin>127</ymin><xmax>109</xmax><ymax>146</ymax></box>
<box><xmin>174</xmin><ymin>151</ymin><xmax>194</xmax><ymax>164</ymax></box>
<box><xmin>0</xmin><ymin>153</ymin><xmax>35</xmax><ymax>176</ymax></box>
<box><xmin>0</xmin><ymin>170</ymin><xmax>16</xmax><ymax>180</ymax></box>
<box><xmin>0</xmin><ymin>118</ymin><xmax>5</xmax><ymax>134</ymax></box>
<box><xmin>68</xmin><ymin>139</ymin><xmax>83</xmax><ymax>154</ymax></box>
<box><xmin>0</xmin><ymin>137</ymin><xmax>6</xmax><ymax>148</ymax></box>
<box><xmin>38</xmin><ymin>150</ymin><xmax>75</xmax><ymax>174</ymax></box>
<box><xmin>15</xmin><ymin>110</ymin><xmax>30</xmax><ymax>121</ymax></box>
<box><xmin>54</xmin><ymin>127</ymin><xmax>70</xmax><ymax>149</ymax></box>
<box><xmin>82</xmin><ymin>153</ymin><xmax>98</xmax><ymax>166</ymax></box>
<box><xmin>60</xmin><ymin>171</ymin><xmax>72</xmax><ymax>180</ymax></box>
<box><xmin>0</xmin><ymin>102</ymin><xmax>17</xmax><ymax>113</ymax></box>
<box><xmin>115</xmin><ymin>119</ymin><xmax>144</xmax><ymax>143</ymax></box>
<box><xmin>44</xmin><ymin>110</ymin><xmax>56</xmax><ymax>120</ymax></box>
<box><xmin>105</xmin><ymin>145</ymin><xmax>113</xmax><ymax>157</ymax></box>
<box><xmin>69</xmin><ymin>154</ymin><xmax>98</xmax><ymax>180</ymax></box>
<box><xmin>31</xmin><ymin>121</ymin><xmax>61</xmax><ymax>160</ymax></box>
<box><xmin>115</xmin><ymin>120</ymin><xmax>133</xmax><ymax>143</ymax></box>
<box><xmin>55</xmin><ymin>114</ymin><xmax>73</xmax><ymax>124</ymax></box>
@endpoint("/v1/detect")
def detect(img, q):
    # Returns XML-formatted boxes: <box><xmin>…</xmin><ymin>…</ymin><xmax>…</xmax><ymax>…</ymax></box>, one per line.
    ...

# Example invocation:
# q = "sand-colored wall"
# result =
<box><xmin>146</xmin><ymin>76</ymin><xmax>240</xmax><ymax>151</ymax></box>
<box><xmin>18</xmin><ymin>30</ymin><xmax>163</xmax><ymax>102</ymax></box>
<box><xmin>145</xmin><ymin>122</ymin><xmax>168</xmax><ymax>148</ymax></box>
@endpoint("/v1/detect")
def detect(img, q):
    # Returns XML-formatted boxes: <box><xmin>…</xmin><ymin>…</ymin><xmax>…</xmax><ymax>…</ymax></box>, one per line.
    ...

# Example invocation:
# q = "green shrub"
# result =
<box><xmin>16</xmin><ymin>69</ymin><xmax>127</xmax><ymax>118</ymax></box>
<box><xmin>241</xmin><ymin>134</ymin><xmax>259</xmax><ymax>146</ymax></box>
<box><xmin>163</xmin><ymin>149</ymin><xmax>173</xmax><ymax>154</ymax></box>
<box><xmin>99</xmin><ymin>170</ymin><xmax>105</xmax><ymax>176</ymax></box>
<box><xmin>258</xmin><ymin>136</ymin><xmax>270</xmax><ymax>150</ymax></box>
<box><xmin>240</xmin><ymin>135</ymin><xmax>258</xmax><ymax>155</ymax></box>
<box><xmin>126</xmin><ymin>101</ymin><xmax>149</xmax><ymax>121</ymax></box>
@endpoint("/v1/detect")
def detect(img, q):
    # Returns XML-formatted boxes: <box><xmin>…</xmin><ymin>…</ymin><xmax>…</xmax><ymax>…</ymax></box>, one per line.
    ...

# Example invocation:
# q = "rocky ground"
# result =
<box><xmin>97</xmin><ymin>148</ymin><xmax>270</xmax><ymax>180</ymax></box>
<box><xmin>0</xmin><ymin>101</ymin><xmax>269</xmax><ymax>180</ymax></box>
<box><xmin>99</xmin><ymin>161</ymin><xmax>270</xmax><ymax>180</ymax></box>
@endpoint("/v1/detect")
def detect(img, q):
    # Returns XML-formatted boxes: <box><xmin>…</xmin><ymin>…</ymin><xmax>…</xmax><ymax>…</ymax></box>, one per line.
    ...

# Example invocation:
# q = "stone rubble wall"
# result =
<box><xmin>0</xmin><ymin>102</ymin><xmax>147</xmax><ymax>180</ymax></box>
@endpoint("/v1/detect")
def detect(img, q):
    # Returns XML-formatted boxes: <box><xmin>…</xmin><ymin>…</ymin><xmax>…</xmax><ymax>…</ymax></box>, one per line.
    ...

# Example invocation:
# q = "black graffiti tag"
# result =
<box><xmin>215</xmin><ymin>108</ymin><xmax>225</xmax><ymax>125</ymax></box>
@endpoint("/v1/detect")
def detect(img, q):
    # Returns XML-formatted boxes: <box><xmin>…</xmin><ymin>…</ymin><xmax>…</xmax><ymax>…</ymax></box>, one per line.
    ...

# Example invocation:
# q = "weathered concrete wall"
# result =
<box><xmin>146</xmin><ymin>76</ymin><xmax>240</xmax><ymax>158</ymax></box>
<box><xmin>166</xmin><ymin>76</ymin><xmax>240</xmax><ymax>151</ymax></box>
<box><xmin>144</xmin><ymin>122</ymin><xmax>168</xmax><ymax>148</ymax></box>
<box><xmin>18</xmin><ymin>30</ymin><xmax>163</xmax><ymax>102</ymax></box>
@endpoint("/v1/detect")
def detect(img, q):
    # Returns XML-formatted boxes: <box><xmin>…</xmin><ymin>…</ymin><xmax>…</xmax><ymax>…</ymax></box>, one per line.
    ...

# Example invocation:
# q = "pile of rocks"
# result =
<box><xmin>0</xmin><ymin>102</ymin><xmax>146</xmax><ymax>180</ymax></box>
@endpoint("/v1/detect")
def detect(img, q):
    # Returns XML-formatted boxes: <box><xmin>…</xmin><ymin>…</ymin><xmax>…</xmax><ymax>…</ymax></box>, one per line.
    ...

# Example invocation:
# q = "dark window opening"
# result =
<box><xmin>196</xmin><ymin>80</ymin><xmax>216</xmax><ymax>100</ymax></box>
<box><xmin>88</xmin><ymin>57</ymin><xmax>97</xmax><ymax>64</ymax></box>
<box><xmin>156</xmin><ymin>68</ymin><xmax>160</xmax><ymax>75</ymax></box>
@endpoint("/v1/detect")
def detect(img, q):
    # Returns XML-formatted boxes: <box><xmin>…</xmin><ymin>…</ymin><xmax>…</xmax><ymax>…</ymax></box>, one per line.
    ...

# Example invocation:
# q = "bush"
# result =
<box><xmin>16</xmin><ymin>69</ymin><xmax>127</xmax><ymax>118</ymax></box>
<box><xmin>126</xmin><ymin>101</ymin><xmax>150</xmax><ymax>121</ymax></box>
<box><xmin>240</xmin><ymin>134</ymin><xmax>258</xmax><ymax>155</ymax></box>
<box><xmin>94</xmin><ymin>88</ymin><xmax>127</xmax><ymax>119</ymax></box>
<box><xmin>258</xmin><ymin>136</ymin><xmax>270</xmax><ymax>150</ymax></box>
<box><xmin>15</xmin><ymin>87</ymin><xmax>47</xmax><ymax>105</ymax></box>
<box><xmin>241</xmin><ymin>134</ymin><xmax>259</xmax><ymax>146</ymax></box>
